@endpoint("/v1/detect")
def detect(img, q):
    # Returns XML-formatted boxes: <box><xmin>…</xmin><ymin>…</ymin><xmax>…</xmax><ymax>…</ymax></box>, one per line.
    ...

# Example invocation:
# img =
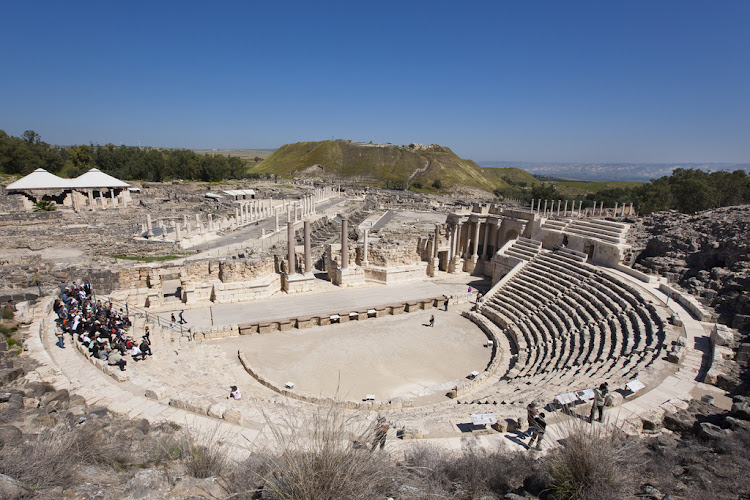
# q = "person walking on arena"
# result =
<box><xmin>179</xmin><ymin>310</ymin><xmax>186</xmax><ymax>324</ymax></box>
<box><xmin>429</xmin><ymin>314</ymin><xmax>435</xmax><ymax>327</ymax></box>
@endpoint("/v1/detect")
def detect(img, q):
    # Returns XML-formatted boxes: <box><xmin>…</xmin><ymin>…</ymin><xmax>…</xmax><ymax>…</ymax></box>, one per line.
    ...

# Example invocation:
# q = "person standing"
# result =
<box><xmin>179</xmin><ymin>310</ymin><xmax>186</xmax><ymax>324</ymax></box>
<box><xmin>590</xmin><ymin>382</ymin><xmax>608</xmax><ymax>423</ymax></box>
<box><xmin>526</xmin><ymin>401</ymin><xmax>539</xmax><ymax>437</ymax></box>
<box><xmin>371</xmin><ymin>418</ymin><xmax>389</xmax><ymax>451</ymax></box>
<box><xmin>429</xmin><ymin>314</ymin><xmax>435</xmax><ymax>327</ymax></box>
<box><xmin>528</xmin><ymin>412</ymin><xmax>546</xmax><ymax>450</ymax></box>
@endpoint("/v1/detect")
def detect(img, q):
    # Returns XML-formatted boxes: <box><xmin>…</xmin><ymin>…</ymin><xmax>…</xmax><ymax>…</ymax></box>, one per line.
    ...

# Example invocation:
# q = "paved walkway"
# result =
<box><xmin>191</xmin><ymin>197</ymin><xmax>347</xmax><ymax>252</ymax></box>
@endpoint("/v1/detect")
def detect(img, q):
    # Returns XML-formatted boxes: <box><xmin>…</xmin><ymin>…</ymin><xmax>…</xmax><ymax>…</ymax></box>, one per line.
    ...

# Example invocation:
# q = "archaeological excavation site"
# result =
<box><xmin>1</xmin><ymin>173</ymin><xmax>749</xmax><ymax>499</ymax></box>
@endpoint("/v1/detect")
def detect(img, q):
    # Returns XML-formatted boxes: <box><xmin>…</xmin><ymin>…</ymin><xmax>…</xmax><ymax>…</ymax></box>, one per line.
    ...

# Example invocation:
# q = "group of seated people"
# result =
<box><xmin>54</xmin><ymin>282</ymin><xmax>152</xmax><ymax>371</ymax></box>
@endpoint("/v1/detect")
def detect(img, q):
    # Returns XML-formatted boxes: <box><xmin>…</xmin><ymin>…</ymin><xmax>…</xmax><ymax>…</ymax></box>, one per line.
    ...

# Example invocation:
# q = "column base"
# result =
<box><xmin>282</xmin><ymin>272</ymin><xmax>316</xmax><ymax>294</ymax></box>
<box><xmin>448</xmin><ymin>258</ymin><xmax>463</xmax><ymax>274</ymax></box>
<box><xmin>330</xmin><ymin>267</ymin><xmax>366</xmax><ymax>287</ymax></box>
<box><xmin>427</xmin><ymin>258</ymin><xmax>440</xmax><ymax>277</ymax></box>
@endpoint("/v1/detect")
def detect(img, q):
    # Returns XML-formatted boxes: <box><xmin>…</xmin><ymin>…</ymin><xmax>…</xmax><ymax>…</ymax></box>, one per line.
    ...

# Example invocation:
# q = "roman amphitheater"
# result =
<box><xmin>2</xmin><ymin>179</ymin><xmax>730</xmax><ymax>455</ymax></box>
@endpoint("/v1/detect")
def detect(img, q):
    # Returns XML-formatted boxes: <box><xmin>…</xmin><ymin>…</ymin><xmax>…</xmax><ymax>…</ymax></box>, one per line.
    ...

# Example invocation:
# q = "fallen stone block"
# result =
<box><xmin>641</xmin><ymin>412</ymin><xmax>663</xmax><ymax>431</ymax></box>
<box><xmin>731</xmin><ymin>401</ymin><xmax>750</xmax><ymax>421</ymax></box>
<box><xmin>207</xmin><ymin>404</ymin><xmax>226</xmax><ymax>419</ymax></box>
<box><xmin>145</xmin><ymin>387</ymin><xmax>167</xmax><ymax>400</ymax></box>
<box><xmin>223</xmin><ymin>410</ymin><xmax>242</xmax><ymax>425</ymax></box>
<box><xmin>698</xmin><ymin>422</ymin><xmax>729</xmax><ymax>440</ymax></box>
<box><xmin>605</xmin><ymin>392</ymin><xmax>624</xmax><ymax>407</ymax></box>
<box><xmin>110</xmin><ymin>370</ymin><xmax>130</xmax><ymax>382</ymax></box>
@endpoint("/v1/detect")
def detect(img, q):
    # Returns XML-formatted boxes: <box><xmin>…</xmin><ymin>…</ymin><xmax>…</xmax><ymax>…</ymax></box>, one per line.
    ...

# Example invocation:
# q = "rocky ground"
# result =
<box><xmin>633</xmin><ymin>205</ymin><xmax>750</xmax><ymax>394</ymax></box>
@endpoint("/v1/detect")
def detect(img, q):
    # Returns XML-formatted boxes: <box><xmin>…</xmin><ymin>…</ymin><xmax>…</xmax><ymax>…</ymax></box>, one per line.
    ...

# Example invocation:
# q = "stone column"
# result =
<box><xmin>556</xmin><ymin>200</ymin><xmax>561</xmax><ymax>215</ymax></box>
<box><xmin>614</xmin><ymin>202</ymin><xmax>619</xmax><ymax>217</ymax></box>
<box><xmin>481</xmin><ymin>219</ymin><xmax>490</xmax><ymax>259</ymax></box>
<box><xmin>433</xmin><ymin>225</ymin><xmax>440</xmax><ymax>259</ymax></box>
<box><xmin>235</xmin><ymin>207</ymin><xmax>239</xmax><ymax>224</ymax></box>
<box><xmin>146</xmin><ymin>214</ymin><xmax>154</xmax><ymax>237</ymax></box>
<box><xmin>341</xmin><ymin>216</ymin><xmax>349</xmax><ymax>269</ymax></box>
<box><xmin>362</xmin><ymin>228</ymin><xmax>369</xmax><ymax>266</ymax></box>
<box><xmin>99</xmin><ymin>191</ymin><xmax>105</xmax><ymax>208</ymax></box>
<box><xmin>629</xmin><ymin>202</ymin><xmax>634</xmax><ymax>215</ymax></box>
<box><xmin>275</xmin><ymin>210</ymin><xmax>280</xmax><ymax>232</ymax></box>
<box><xmin>88</xmin><ymin>190</ymin><xmax>94</xmax><ymax>210</ymax></box>
<box><xmin>455</xmin><ymin>222</ymin><xmax>463</xmax><ymax>258</ymax></box>
<box><xmin>472</xmin><ymin>219</ymin><xmax>481</xmax><ymax>262</ymax></box>
<box><xmin>208</xmin><ymin>214</ymin><xmax>214</xmax><ymax>231</ymax></box>
<box><xmin>175</xmin><ymin>222</ymin><xmax>182</xmax><ymax>241</ymax></box>
<box><xmin>448</xmin><ymin>225</ymin><xmax>456</xmax><ymax>261</ymax></box>
<box><xmin>564</xmin><ymin>200</ymin><xmax>568</xmax><ymax>215</ymax></box>
<box><xmin>304</xmin><ymin>220</ymin><xmax>312</xmax><ymax>273</ymax></box>
<box><xmin>543</xmin><ymin>199</ymin><xmax>548</xmax><ymax>215</ymax></box>
<box><xmin>578</xmin><ymin>200</ymin><xmax>583</xmax><ymax>216</ymax></box>
<box><xmin>287</xmin><ymin>221</ymin><xmax>296</xmax><ymax>275</ymax></box>
<box><xmin>110</xmin><ymin>189</ymin><xmax>116</xmax><ymax>208</ymax></box>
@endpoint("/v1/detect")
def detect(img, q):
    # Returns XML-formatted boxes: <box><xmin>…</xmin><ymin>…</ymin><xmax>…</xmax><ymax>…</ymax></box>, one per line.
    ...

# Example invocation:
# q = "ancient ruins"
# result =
<box><xmin>1</xmin><ymin>178</ymin><xmax>746</xmax><ymax>456</ymax></box>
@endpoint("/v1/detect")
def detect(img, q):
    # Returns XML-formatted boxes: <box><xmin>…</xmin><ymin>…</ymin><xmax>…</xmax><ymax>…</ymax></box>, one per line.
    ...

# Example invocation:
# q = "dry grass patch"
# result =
<box><xmin>546</xmin><ymin>420</ymin><xmax>640</xmax><ymax>500</ymax></box>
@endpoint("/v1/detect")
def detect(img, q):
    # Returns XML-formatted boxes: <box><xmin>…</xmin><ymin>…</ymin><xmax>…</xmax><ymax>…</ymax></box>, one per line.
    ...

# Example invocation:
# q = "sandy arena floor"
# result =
<box><xmin>217</xmin><ymin>303</ymin><xmax>490</xmax><ymax>402</ymax></box>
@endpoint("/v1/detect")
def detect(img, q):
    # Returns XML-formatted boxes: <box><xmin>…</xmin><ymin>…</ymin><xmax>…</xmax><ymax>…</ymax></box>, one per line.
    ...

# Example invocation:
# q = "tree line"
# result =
<box><xmin>2</xmin><ymin>130</ymin><xmax>749</xmax><ymax>214</ymax></box>
<box><xmin>0</xmin><ymin>130</ymin><xmax>261</xmax><ymax>182</ymax></box>
<box><xmin>495</xmin><ymin>168</ymin><xmax>750</xmax><ymax>214</ymax></box>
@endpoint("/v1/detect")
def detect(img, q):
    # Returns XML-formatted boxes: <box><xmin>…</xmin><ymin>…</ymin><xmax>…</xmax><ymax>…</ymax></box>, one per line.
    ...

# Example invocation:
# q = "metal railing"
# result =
<box><xmin>99</xmin><ymin>294</ymin><xmax>188</xmax><ymax>337</ymax></box>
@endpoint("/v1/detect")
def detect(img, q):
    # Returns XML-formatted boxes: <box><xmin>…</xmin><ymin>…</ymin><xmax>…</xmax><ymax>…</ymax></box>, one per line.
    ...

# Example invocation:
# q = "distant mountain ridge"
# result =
<box><xmin>478</xmin><ymin>161</ymin><xmax>750</xmax><ymax>182</ymax></box>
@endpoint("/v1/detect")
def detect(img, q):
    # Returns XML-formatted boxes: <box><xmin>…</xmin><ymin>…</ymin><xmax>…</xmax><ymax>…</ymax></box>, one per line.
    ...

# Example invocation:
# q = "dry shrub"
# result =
<box><xmin>402</xmin><ymin>445</ymin><xmax>535</xmax><ymax>499</ymax></box>
<box><xmin>547</xmin><ymin>420</ymin><xmax>639</xmax><ymax>500</ymax></box>
<box><xmin>0</xmin><ymin>422</ymin><xmax>137</xmax><ymax>489</ymax></box>
<box><xmin>155</xmin><ymin>425</ymin><xmax>230</xmax><ymax>478</ymax></box>
<box><xmin>239</xmin><ymin>405</ymin><xmax>401</xmax><ymax>500</ymax></box>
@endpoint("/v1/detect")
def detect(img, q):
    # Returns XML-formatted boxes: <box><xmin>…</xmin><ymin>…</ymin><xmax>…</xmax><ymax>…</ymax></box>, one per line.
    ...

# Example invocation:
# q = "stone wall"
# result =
<box><xmin>365</xmin><ymin>240</ymin><xmax>421</xmax><ymax>267</ymax></box>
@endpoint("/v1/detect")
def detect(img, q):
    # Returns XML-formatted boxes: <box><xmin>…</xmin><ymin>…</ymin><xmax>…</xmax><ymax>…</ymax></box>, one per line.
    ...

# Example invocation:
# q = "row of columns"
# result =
<box><xmin>442</xmin><ymin>217</ymin><xmax>511</xmax><ymax>267</ymax></box>
<box><xmin>142</xmin><ymin>185</ymin><xmax>342</xmax><ymax>242</ymax></box>
<box><xmin>285</xmin><ymin>220</ymin><xmax>316</xmax><ymax>275</ymax></box>
<box><xmin>530</xmin><ymin>199</ymin><xmax>635</xmax><ymax>217</ymax></box>
<box><xmin>74</xmin><ymin>188</ymin><xmax>128</xmax><ymax>211</ymax></box>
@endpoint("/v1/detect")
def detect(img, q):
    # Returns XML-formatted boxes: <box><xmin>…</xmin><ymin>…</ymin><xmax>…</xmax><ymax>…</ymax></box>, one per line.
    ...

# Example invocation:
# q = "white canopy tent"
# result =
<box><xmin>4</xmin><ymin>168</ymin><xmax>132</xmax><ymax>211</ymax></box>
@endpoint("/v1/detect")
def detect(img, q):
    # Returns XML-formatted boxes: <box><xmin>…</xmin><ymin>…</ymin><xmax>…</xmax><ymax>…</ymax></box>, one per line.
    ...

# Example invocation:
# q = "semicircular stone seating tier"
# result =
<box><xmin>475</xmin><ymin>245</ymin><xmax>670</xmax><ymax>408</ymax></box>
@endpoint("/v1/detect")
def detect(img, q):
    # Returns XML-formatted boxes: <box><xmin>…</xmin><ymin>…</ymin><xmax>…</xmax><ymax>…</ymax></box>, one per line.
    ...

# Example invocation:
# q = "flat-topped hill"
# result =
<box><xmin>251</xmin><ymin>140</ymin><xmax>523</xmax><ymax>193</ymax></box>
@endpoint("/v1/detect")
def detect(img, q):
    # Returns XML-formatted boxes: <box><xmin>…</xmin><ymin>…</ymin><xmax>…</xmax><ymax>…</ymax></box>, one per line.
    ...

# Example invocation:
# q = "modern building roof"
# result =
<box><xmin>5</xmin><ymin>168</ymin><xmax>74</xmax><ymax>191</ymax></box>
<box><xmin>5</xmin><ymin>168</ymin><xmax>130</xmax><ymax>191</ymax></box>
<box><xmin>72</xmin><ymin>168</ymin><xmax>130</xmax><ymax>189</ymax></box>
<box><xmin>222</xmin><ymin>189</ymin><xmax>256</xmax><ymax>197</ymax></box>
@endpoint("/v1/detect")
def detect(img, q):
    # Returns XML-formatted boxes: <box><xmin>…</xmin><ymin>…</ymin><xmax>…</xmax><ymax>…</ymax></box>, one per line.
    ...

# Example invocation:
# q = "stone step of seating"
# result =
<box><xmin>558</xmin><ymin>247</ymin><xmax>588</xmax><ymax>262</ymax></box>
<box><xmin>569</xmin><ymin>217</ymin><xmax>628</xmax><ymax>235</ymax></box>
<box><xmin>563</xmin><ymin>224</ymin><xmax>624</xmax><ymax>244</ymax></box>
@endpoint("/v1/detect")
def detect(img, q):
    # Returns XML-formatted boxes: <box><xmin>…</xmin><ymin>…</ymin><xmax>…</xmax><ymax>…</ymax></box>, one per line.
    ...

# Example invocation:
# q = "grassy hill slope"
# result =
<box><xmin>482</xmin><ymin>167</ymin><xmax>540</xmax><ymax>186</ymax></box>
<box><xmin>251</xmin><ymin>140</ymin><xmax>510</xmax><ymax>193</ymax></box>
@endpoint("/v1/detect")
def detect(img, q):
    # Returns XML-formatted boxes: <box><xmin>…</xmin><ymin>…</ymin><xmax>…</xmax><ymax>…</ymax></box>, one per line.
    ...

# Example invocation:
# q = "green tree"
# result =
<box><xmin>68</xmin><ymin>145</ymin><xmax>92</xmax><ymax>169</ymax></box>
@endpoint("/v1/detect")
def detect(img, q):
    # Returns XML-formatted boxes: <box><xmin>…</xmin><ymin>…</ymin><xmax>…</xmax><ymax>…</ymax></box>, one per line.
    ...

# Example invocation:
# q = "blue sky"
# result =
<box><xmin>1</xmin><ymin>1</ymin><xmax>748</xmax><ymax>163</ymax></box>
